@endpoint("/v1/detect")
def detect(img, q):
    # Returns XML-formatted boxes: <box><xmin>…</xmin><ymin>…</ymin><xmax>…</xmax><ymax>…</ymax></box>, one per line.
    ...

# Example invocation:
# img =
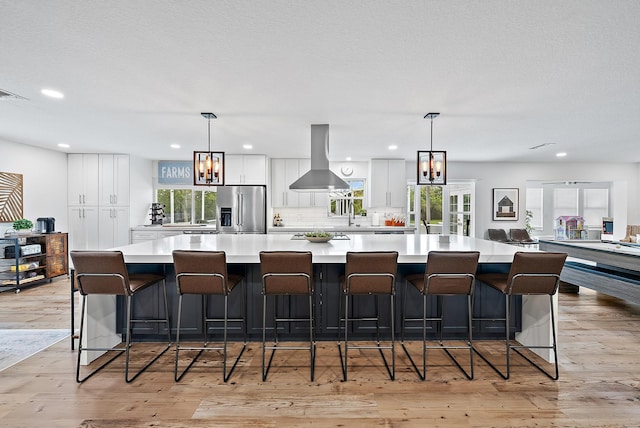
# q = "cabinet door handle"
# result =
<box><xmin>114</xmin><ymin>194</ymin><xmax>117</xmax><ymax>204</ymax></box>
<box><xmin>78</xmin><ymin>209</ymin><xmax>81</xmax><ymax>219</ymax></box>
<box><xmin>83</xmin><ymin>194</ymin><xmax>86</xmax><ymax>204</ymax></box>
<box><xmin>78</xmin><ymin>194</ymin><xmax>82</xmax><ymax>204</ymax></box>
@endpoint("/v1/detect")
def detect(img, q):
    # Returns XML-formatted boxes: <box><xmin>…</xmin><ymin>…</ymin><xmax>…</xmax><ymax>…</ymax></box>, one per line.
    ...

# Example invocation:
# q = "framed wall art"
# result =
<box><xmin>492</xmin><ymin>188</ymin><xmax>519</xmax><ymax>221</ymax></box>
<box><xmin>0</xmin><ymin>172</ymin><xmax>24</xmax><ymax>222</ymax></box>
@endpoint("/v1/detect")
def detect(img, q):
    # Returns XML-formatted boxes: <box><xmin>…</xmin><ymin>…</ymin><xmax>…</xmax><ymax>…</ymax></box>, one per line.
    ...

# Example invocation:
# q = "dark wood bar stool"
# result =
<box><xmin>473</xmin><ymin>251</ymin><xmax>567</xmax><ymax>380</ymax></box>
<box><xmin>260</xmin><ymin>251</ymin><xmax>315</xmax><ymax>381</ymax></box>
<box><xmin>172</xmin><ymin>250</ymin><xmax>247</xmax><ymax>382</ymax></box>
<box><xmin>70</xmin><ymin>250</ymin><xmax>171</xmax><ymax>383</ymax></box>
<box><xmin>338</xmin><ymin>251</ymin><xmax>398</xmax><ymax>381</ymax></box>
<box><xmin>401</xmin><ymin>251</ymin><xmax>480</xmax><ymax>380</ymax></box>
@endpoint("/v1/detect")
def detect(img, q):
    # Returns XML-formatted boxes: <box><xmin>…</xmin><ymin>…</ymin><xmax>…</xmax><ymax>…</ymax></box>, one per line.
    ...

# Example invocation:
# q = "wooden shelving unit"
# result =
<box><xmin>0</xmin><ymin>233</ymin><xmax>68</xmax><ymax>293</ymax></box>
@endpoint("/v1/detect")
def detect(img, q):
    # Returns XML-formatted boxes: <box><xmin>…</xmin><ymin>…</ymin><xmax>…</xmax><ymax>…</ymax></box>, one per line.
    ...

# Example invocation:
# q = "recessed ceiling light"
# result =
<box><xmin>41</xmin><ymin>88</ymin><xmax>64</xmax><ymax>99</ymax></box>
<box><xmin>170</xmin><ymin>144</ymin><xmax>181</xmax><ymax>149</ymax></box>
<box><xmin>346</xmin><ymin>157</ymin><xmax>352</xmax><ymax>161</ymax></box>
<box><xmin>243</xmin><ymin>144</ymin><xmax>253</xmax><ymax>150</ymax></box>
<box><xmin>57</xmin><ymin>143</ymin><xmax>70</xmax><ymax>148</ymax></box>
<box><xmin>556</xmin><ymin>152</ymin><xmax>567</xmax><ymax>157</ymax></box>
<box><xmin>388</xmin><ymin>145</ymin><xmax>398</xmax><ymax>150</ymax></box>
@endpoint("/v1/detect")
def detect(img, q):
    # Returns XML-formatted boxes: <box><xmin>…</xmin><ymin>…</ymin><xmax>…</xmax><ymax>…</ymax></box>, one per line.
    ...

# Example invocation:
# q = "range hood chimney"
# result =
<box><xmin>289</xmin><ymin>124</ymin><xmax>350</xmax><ymax>192</ymax></box>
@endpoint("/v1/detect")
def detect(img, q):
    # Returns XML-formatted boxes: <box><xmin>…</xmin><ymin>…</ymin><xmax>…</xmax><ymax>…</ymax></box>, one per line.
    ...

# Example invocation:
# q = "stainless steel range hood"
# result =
<box><xmin>289</xmin><ymin>124</ymin><xmax>350</xmax><ymax>192</ymax></box>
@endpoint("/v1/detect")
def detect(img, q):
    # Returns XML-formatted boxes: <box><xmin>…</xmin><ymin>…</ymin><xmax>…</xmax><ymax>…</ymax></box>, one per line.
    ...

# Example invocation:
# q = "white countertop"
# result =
<box><xmin>111</xmin><ymin>233</ymin><xmax>535</xmax><ymax>264</ymax></box>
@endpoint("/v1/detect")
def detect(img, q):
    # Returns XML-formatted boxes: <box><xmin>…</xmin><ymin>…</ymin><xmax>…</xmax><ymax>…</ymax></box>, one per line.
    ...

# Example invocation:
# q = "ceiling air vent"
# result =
<box><xmin>0</xmin><ymin>88</ymin><xmax>28</xmax><ymax>100</ymax></box>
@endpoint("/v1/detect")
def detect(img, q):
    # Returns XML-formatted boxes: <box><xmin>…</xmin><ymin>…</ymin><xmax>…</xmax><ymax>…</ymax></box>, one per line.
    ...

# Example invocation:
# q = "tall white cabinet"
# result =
<box><xmin>368</xmin><ymin>159</ymin><xmax>406</xmax><ymax>208</ymax></box>
<box><xmin>68</xmin><ymin>154</ymin><xmax>130</xmax><ymax>250</ymax></box>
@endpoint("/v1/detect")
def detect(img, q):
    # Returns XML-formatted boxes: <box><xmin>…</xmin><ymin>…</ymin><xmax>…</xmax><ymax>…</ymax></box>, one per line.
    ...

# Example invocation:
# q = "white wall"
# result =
<box><xmin>129</xmin><ymin>155</ymin><xmax>153</xmax><ymax>226</ymax></box>
<box><xmin>3</xmin><ymin>141</ymin><xmax>638</xmax><ymax>240</ymax></box>
<box><xmin>447</xmin><ymin>161</ymin><xmax>640</xmax><ymax>240</ymax></box>
<box><xmin>0</xmin><ymin>140</ymin><xmax>68</xmax><ymax>236</ymax></box>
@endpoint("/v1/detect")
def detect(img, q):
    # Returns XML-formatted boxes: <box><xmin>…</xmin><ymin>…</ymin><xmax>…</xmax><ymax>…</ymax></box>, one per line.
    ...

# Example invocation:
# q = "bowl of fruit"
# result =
<box><xmin>304</xmin><ymin>232</ymin><xmax>333</xmax><ymax>243</ymax></box>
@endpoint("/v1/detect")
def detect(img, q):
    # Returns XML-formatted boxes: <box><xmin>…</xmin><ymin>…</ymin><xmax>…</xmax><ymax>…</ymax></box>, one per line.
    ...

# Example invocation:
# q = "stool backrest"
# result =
<box><xmin>172</xmin><ymin>250</ymin><xmax>230</xmax><ymax>294</ymax></box>
<box><xmin>345</xmin><ymin>251</ymin><xmax>398</xmax><ymax>294</ymax></box>
<box><xmin>510</xmin><ymin>228</ymin><xmax>533</xmax><ymax>242</ymax></box>
<box><xmin>488</xmin><ymin>229</ymin><xmax>510</xmax><ymax>242</ymax></box>
<box><xmin>507</xmin><ymin>252</ymin><xmax>567</xmax><ymax>295</ymax></box>
<box><xmin>70</xmin><ymin>250</ymin><xmax>130</xmax><ymax>296</ymax></box>
<box><xmin>425</xmin><ymin>251</ymin><xmax>480</xmax><ymax>295</ymax></box>
<box><xmin>260</xmin><ymin>251</ymin><xmax>313</xmax><ymax>295</ymax></box>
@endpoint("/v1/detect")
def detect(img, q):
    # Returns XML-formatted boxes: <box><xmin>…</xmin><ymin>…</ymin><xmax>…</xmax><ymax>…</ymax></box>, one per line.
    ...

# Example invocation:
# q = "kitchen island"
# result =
<box><xmin>81</xmin><ymin>234</ymin><xmax>557</xmax><ymax>363</ymax></box>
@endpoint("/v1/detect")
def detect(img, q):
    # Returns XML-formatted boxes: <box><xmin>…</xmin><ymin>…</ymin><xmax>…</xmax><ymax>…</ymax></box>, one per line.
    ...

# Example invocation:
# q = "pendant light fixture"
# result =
<box><xmin>194</xmin><ymin>112</ymin><xmax>225</xmax><ymax>186</ymax></box>
<box><xmin>417</xmin><ymin>112</ymin><xmax>446</xmax><ymax>185</ymax></box>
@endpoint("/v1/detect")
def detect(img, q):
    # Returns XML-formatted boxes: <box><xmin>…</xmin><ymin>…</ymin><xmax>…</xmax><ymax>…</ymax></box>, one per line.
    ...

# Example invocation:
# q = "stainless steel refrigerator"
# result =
<box><xmin>216</xmin><ymin>185</ymin><xmax>267</xmax><ymax>234</ymax></box>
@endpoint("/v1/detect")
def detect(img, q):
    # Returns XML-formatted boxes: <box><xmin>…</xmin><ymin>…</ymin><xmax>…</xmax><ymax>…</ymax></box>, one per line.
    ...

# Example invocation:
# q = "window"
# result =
<box><xmin>583</xmin><ymin>188</ymin><xmax>608</xmax><ymax>226</ymax></box>
<box><xmin>329</xmin><ymin>179</ymin><xmax>365</xmax><ymax>216</ymax></box>
<box><xmin>157</xmin><ymin>187</ymin><xmax>217</xmax><ymax>224</ymax></box>
<box><xmin>553</xmin><ymin>188</ymin><xmax>578</xmax><ymax>220</ymax></box>
<box><xmin>526</xmin><ymin>187</ymin><xmax>543</xmax><ymax>229</ymax></box>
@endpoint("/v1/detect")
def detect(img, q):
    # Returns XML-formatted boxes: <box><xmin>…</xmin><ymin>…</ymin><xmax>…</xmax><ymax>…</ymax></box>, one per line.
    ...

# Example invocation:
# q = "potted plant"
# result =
<box><xmin>13</xmin><ymin>218</ymin><xmax>33</xmax><ymax>235</ymax></box>
<box><xmin>525</xmin><ymin>210</ymin><xmax>533</xmax><ymax>235</ymax></box>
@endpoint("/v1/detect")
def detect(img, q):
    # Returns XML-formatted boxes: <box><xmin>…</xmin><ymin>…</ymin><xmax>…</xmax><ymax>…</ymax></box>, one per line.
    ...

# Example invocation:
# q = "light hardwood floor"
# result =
<box><xmin>1</xmin><ymin>277</ymin><xmax>639</xmax><ymax>427</ymax></box>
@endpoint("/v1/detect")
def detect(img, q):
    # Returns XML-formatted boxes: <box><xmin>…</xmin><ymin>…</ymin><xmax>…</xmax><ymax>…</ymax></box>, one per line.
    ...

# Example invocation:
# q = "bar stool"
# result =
<box><xmin>401</xmin><ymin>251</ymin><xmax>480</xmax><ymax>380</ymax></box>
<box><xmin>172</xmin><ymin>250</ymin><xmax>246</xmax><ymax>382</ymax></box>
<box><xmin>338</xmin><ymin>251</ymin><xmax>398</xmax><ymax>381</ymax></box>
<box><xmin>473</xmin><ymin>251</ymin><xmax>567</xmax><ymax>380</ymax></box>
<box><xmin>70</xmin><ymin>250</ymin><xmax>171</xmax><ymax>383</ymax></box>
<box><xmin>259</xmin><ymin>251</ymin><xmax>315</xmax><ymax>381</ymax></box>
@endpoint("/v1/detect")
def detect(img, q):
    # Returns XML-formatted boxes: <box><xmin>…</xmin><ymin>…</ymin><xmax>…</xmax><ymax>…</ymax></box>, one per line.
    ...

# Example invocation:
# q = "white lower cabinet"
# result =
<box><xmin>68</xmin><ymin>206</ymin><xmax>100</xmax><ymax>250</ymax></box>
<box><xmin>99</xmin><ymin>207</ymin><xmax>130</xmax><ymax>249</ymax></box>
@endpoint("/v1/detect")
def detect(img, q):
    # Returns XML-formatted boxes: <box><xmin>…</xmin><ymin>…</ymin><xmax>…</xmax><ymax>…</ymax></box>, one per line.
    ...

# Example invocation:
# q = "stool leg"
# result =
<box><xmin>467</xmin><ymin>294</ymin><xmax>474</xmax><ymax>380</ymax></box>
<box><xmin>339</xmin><ymin>293</ymin><xmax>349</xmax><ymax>381</ymax></box>
<box><xmin>390</xmin><ymin>293</ymin><xmax>395</xmax><ymax>380</ymax></box>
<box><xmin>309</xmin><ymin>294</ymin><xmax>315</xmax><ymax>382</ymax></box>
<box><xmin>262</xmin><ymin>294</ymin><xmax>267</xmax><ymax>381</ymax></box>
<box><xmin>75</xmin><ymin>294</ymin><xmax>86</xmax><ymax>382</ymax></box>
<box><xmin>174</xmin><ymin>294</ymin><xmax>183</xmax><ymax>381</ymax></box>
<box><xmin>505</xmin><ymin>294</ymin><xmax>511</xmax><ymax>380</ymax></box>
<box><xmin>162</xmin><ymin>279</ymin><xmax>171</xmax><ymax>343</ymax></box>
<box><xmin>223</xmin><ymin>294</ymin><xmax>228</xmax><ymax>380</ymax></box>
<box><xmin>124</xmin><ymin>295</ymin><xmax>133</xmax><ymax>382</ymax></box>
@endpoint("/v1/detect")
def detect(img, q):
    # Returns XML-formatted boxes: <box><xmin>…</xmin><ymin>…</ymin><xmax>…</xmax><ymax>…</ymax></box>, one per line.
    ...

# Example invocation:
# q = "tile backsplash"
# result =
<box><xmin>270</xmin><ymin>207</ymin><xmax>405</xmax><ymax>228</ymax></box>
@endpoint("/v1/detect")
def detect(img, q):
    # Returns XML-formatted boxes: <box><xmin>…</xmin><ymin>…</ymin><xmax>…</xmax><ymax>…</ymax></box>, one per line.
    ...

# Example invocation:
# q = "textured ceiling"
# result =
<box><xmin>1</xmin><ymin>0</ymin><xmax>639</xmax><ymax>163</ymax></box>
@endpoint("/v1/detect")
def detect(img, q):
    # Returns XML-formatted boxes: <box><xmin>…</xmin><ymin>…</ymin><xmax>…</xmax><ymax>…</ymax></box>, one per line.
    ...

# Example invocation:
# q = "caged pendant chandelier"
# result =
<box><xmin>417</xmin><ymin>112</ymin><xmax>446</xmax><ymax>185</ymax></box>
<box><xmin>194</xmin><ymin>112</ymin><xmax>225</xmax><ymax>186</ymax></box>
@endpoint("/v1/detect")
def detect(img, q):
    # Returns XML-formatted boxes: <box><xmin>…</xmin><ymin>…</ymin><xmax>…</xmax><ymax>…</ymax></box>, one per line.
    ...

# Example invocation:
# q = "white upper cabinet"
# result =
<box><xmin>68</xmin><ymin>154</ymin><xmax>100</xmax><ymax>206</ymax></box>
<box><xmin>297</xmin><ymin>159</ymin><xmax>329</xmax><ymax>207</ymax></box>
<box><xmin>369</xmin><ymin>159</ymin><xmax>406</xmax><ymax>208</ymax></box>
<box><xmin>225</xmin><ymin>154</ymin><xmax>267</xmax><ymax>185</ymax></box>
<box><xmin>99</xmin><ymin>154</ymin><xmax>129</xmax><ymax>206</ymax></box>
<box><xmin>271</xmin><ymin>158</ymin><xmax>302</xmax><ymax>207</ymax></box>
